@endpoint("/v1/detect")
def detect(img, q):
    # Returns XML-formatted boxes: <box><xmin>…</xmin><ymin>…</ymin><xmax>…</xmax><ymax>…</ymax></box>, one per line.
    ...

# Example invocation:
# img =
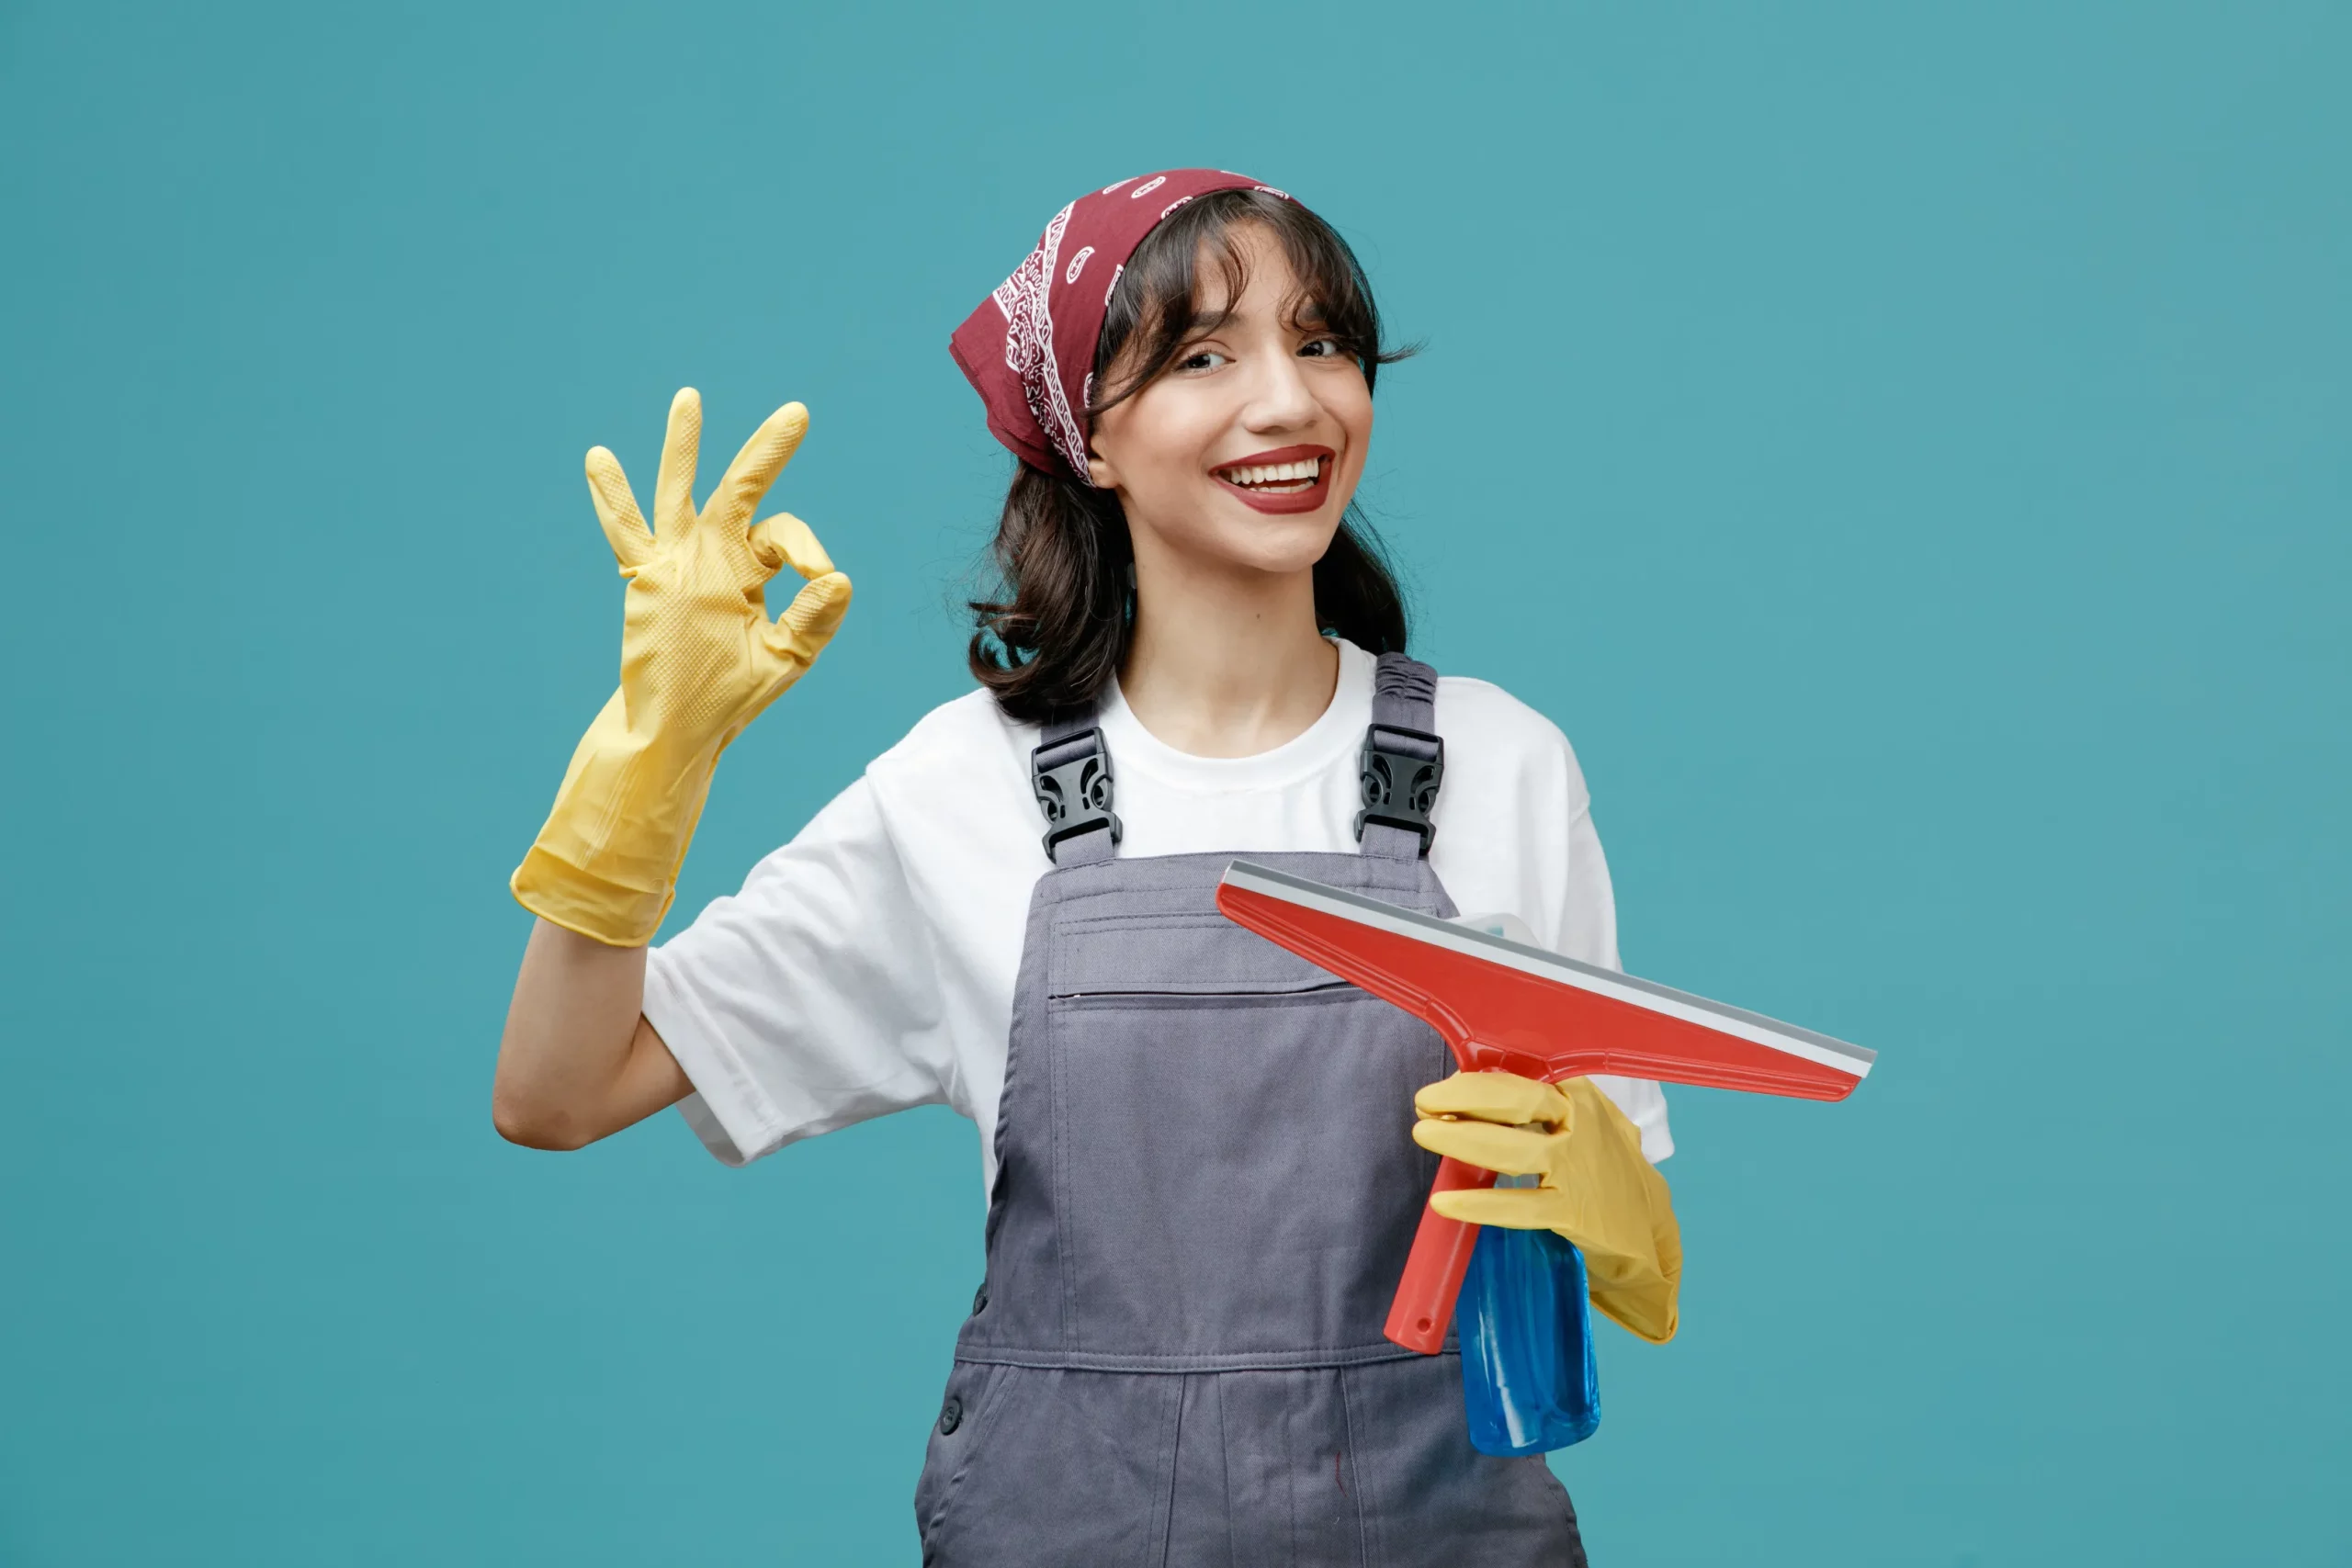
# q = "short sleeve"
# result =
<box><xmin>1429</xmin><ymin>678</ymin><xmax>1676</xmax><ymax>1167</ymax></box>
<box><xmin>1555</xmin><ymin>799</ymin><xmax>1676</xmax><ymax>1166</ymax></box>
<box><xmin>642</xmin><ymin>775</ymin><xmax>952</xmax><ymax>1167</ymax></box>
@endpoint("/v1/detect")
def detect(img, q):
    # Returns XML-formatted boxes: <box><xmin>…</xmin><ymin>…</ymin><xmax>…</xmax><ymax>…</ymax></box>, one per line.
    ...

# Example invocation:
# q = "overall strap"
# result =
<box><xmin>1356</xmin><ymin>653</ymin><xmax>1445</xmax><ymax>861</ymax></box>
<box><xmin>1033</xmin><ymin>709</ymin><xmax>1121</xmax><ymax>865</ymax></box>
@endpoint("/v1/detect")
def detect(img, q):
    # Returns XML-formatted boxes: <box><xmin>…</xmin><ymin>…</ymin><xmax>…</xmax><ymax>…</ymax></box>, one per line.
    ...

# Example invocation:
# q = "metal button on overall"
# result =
<box><xmin>913</xmin><ymin>655</ymin><xmax>1588</xmax><ymax>1567</ymax></box>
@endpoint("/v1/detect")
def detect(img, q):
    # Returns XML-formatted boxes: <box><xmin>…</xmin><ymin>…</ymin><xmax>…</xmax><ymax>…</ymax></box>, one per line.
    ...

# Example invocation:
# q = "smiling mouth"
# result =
<box><xmin>1213</xmin><ymin>452</ymin><xmax>1331</xmax><ymax>494</ymax></box>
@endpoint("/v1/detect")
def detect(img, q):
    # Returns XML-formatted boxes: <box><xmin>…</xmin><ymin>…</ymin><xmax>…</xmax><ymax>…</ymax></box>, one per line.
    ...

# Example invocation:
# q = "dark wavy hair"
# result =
<box><xmin>967</xmin><ymin>188</ymin><xmax>1414</xmax><ymax>722</ymax></box>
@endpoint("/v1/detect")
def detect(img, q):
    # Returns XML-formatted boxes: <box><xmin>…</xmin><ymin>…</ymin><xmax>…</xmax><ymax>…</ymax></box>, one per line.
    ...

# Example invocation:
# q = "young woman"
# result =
<box><xmin>496</xmin><ymin>169</ymin><xmax>1681</xmax><ymax>1565</ymax></box>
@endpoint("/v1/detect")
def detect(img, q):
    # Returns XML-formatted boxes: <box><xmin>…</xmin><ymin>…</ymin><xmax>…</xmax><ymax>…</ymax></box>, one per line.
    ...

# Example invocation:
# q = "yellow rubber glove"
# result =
<box><xmin>510</xmin><ymin>389</ymin><xmax>852</xmax><ymax>946</ymax></box>
<box><xmin>1412</xmin><ymin>1072</ymin><xmax>1682</xmax><ymax>1344</ymax></box>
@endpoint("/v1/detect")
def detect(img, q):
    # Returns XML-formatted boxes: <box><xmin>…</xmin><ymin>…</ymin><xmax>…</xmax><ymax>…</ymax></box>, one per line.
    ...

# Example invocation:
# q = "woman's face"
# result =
<box><xmin>1087</xmin><ymin>225</ymin><xmax>1374</xmax><ymax>581</ymax></box>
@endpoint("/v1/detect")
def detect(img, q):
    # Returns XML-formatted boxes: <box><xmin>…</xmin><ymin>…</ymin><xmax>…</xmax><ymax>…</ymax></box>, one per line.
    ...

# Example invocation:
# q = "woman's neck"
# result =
<box><xmin>1119</xmin><ymin>547</ymin><xmax>1339</xmax><ymax>760</ymax></box>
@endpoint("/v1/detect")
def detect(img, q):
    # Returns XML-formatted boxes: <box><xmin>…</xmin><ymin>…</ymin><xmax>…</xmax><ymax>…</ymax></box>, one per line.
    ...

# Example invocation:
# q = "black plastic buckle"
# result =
<box><xmin>1354</xmin><ymin>723</ymin><xmax>1444</xmax><ymax>856</ymax></box>
<box><xmin>1032</xmin><ymin>728</ymin><xmax>1123</xmax><ymax>860</ymax></box>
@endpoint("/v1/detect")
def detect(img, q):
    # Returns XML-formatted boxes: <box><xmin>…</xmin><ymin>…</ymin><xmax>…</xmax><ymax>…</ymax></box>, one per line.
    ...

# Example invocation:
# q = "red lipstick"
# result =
<box><xmin>1212</xmin><ymin>444</ymin><xmax>1339</xmax><ymax>515</ymax></box>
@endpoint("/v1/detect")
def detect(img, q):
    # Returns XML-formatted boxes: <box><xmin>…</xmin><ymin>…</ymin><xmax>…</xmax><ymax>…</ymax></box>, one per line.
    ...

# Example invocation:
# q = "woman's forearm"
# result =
<box><xmin>1584</xmin><ymin>1161</ymin><xmax>1682</xmax><ymax>1344</ymax></box>
<box><xmin>493</xmin><ymin>919</ymin><xmax>691</xmax><ymax>1149</ymax></box>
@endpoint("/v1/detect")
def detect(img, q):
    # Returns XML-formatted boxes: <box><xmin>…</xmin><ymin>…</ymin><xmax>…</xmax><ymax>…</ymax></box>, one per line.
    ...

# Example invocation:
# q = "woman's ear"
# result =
<box><xmin>1085</xmin><ymin>444</ymin><xmax>1118</xmax><ymax>490</ymax></box>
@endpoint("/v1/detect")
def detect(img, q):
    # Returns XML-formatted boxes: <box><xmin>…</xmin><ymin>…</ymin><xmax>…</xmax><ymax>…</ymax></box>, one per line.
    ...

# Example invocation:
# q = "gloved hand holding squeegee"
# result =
<box><xmin>1215</xmin><ymin>858</ymin><xmax>1875</xmax><ymax>1455</ymax></box>
<box><xmin>1414</xmin><ymin>1069</ymin><xmax>1682</xmax><ymax>1345</ymax></box>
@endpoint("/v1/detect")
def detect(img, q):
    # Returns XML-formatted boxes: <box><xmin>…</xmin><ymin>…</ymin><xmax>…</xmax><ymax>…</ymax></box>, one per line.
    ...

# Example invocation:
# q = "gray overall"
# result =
<box><xmin>914</xmin><ymin>655</ymin><xmax>1588</xmax><ymax>1566</ymax></box>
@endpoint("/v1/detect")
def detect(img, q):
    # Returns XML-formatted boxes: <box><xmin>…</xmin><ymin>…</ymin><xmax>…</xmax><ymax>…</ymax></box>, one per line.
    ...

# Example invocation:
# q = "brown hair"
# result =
<box><xmin>967</xmin><ymin>189</ymin><xmax>1414</xmax><ymax>723</ymax></box>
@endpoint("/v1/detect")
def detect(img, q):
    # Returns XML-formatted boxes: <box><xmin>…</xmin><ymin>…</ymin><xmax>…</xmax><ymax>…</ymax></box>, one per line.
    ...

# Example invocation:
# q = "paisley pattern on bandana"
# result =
<box><xmin>988</xmin><ymin>202</ymin><xmax>1086</xmax><ymax>474</ymax></box>
<box><xmin>950</xmin><ymin>169</ymin><xmax>1303</xmax><ymax>482</ymax></box>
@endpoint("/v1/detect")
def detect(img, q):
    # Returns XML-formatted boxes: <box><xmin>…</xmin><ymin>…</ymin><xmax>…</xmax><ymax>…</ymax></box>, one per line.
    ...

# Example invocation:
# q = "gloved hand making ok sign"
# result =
<box><xmin>1412</xmin><ymin>1072</ymin><xmax>1683</xmax><ymax>1343</ymax></box>
<box><xmin>511</xmin><ymin>389</ymin><xmax>853</xmax><ymax>947</ymax></box>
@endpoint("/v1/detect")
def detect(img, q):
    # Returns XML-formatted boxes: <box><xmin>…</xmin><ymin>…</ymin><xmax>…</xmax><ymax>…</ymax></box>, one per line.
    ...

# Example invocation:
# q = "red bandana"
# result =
<box><xmin>950</xmin><ymin>169</ymin><xmax>1300</xmax><ymax>480</ymax></box>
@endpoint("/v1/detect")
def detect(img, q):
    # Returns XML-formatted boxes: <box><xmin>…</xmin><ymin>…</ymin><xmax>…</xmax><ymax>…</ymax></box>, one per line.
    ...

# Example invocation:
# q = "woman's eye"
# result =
<box><xmin>1299</xmin><ymin>336</ymin><xmax>1344</xmax><ymax>359</ymax></box>
<box><xmin>1179</xmin><ymin>348</ymin><xmax>1228</xmax><ymax>372</ymax></box>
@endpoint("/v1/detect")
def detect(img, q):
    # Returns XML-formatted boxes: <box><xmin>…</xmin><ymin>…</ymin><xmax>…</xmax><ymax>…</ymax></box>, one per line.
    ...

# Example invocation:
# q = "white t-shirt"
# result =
<box><xmin>643</xmin><ymin>639</ymin><xmax>1672</xmax><ymax>1194</ymax></box>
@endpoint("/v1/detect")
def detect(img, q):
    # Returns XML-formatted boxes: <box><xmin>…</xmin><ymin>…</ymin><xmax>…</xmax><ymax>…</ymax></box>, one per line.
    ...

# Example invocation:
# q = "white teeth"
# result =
<box><xmin>1220</xmin><ymin>457</ymin><xmax>1322</xmax><ymax>487</ymax></box>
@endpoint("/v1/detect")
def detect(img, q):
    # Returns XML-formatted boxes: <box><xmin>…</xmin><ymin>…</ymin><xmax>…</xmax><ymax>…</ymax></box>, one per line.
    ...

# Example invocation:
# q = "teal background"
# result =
<box><xmin>2</xmin><ymin>1</ymin><xmax>2345</xmax><ymax>1562</ymax></box>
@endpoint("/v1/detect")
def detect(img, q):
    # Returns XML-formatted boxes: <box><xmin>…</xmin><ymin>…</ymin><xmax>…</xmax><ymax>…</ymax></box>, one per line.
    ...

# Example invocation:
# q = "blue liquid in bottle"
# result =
<box><xmin>1456</xmin><ymin>1225</ymin><xmax>1601</xmax><ymax>1456</ymax></box>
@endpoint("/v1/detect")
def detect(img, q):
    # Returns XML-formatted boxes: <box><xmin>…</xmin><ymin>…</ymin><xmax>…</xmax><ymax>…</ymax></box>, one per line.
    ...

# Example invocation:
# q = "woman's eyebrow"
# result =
<box><xmin>1282</xmin><ymin>297</ymin><xmax>1335</xmax><ymax>330</ymax></box>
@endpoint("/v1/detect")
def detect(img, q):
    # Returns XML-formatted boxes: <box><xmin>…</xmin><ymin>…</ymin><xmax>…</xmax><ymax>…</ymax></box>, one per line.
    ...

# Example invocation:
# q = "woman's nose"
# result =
<box><xmin>1240</xmin><ymin>352</ymin><xmax>1319</xmax><ymax>432</ymax></box>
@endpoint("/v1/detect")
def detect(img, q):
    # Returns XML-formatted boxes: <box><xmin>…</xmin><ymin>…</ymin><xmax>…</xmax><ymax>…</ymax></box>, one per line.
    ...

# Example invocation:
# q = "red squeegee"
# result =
<box><xmin>1215</xmin><ymin>859</ymin><xmax>1875</xmax><ymax>1354</ymax></box>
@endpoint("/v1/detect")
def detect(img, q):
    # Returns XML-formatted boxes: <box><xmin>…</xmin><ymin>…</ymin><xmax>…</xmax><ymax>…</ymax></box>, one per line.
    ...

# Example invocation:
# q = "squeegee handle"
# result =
<box><xmin>1384</xmin><ymin>1156</ymin><xmax>1495</xmax><ymax>1353</ymax></box>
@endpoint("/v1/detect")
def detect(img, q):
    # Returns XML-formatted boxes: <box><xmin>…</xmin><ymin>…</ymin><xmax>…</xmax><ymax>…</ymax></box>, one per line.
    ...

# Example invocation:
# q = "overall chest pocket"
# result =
<box><xmin>1047</xmin><ymin>908</ymin><xmax>1347</xmax><ymax>998</ymax></box>
<box><xmin>1043</xmin><ymin>910</ymin><xmax>1449</xmax><ymax>1360</ymax></box>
